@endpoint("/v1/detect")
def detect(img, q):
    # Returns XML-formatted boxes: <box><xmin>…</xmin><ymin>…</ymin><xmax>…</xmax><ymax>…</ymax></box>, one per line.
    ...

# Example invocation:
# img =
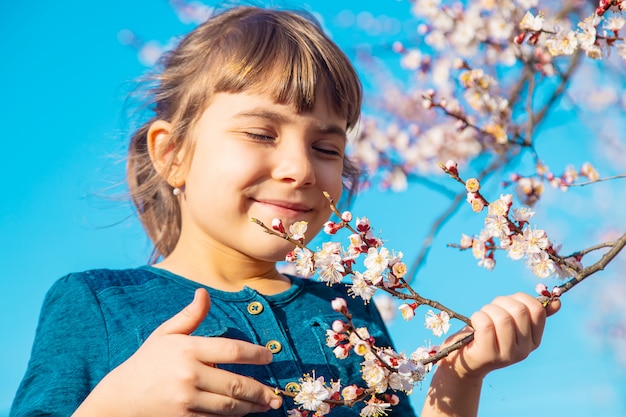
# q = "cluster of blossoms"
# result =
<box><xmin>254</xmin><ymin>196</ymin><xmax>466</xmax><ymax>415</ymax></box>
<box><xmin>286</xmin><ymin>298</ymin><xmax>438</xmax><ymax>417</ymax></box>
<box><xmin>442</xmin><ymin>160</ymin><xmax>583</xmax><ymax>278</ymax></box>
<box><xmin>517</xmin><ymin>3</ymin><xmax>626</xmax><ymax>60</ymax></box>
<box><xmin>279</xmin><ymin>214</ymin><xmax>408</xmax><ymax>305</ymax></box>
<box><xmin>346</xmin><ymin>0</ymin><xmax>623</xmax><ymax>197</ymax></box>
<box><xmin>348</xmin><ymin>0</ymin><xmax>528</xmax><ymax>190</ymax></box>
<box><xmin>502</xmin><ymin>161</ymin><xmax>600</xmax><ymax>206</ymax></box>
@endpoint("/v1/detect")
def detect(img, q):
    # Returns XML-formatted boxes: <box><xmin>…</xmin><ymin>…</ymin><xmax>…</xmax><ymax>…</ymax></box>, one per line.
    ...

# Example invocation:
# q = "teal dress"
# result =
<box><xmin>11</xmin><ymin>267</ymin><xmax>417</xmax><ymax>416</ymax></box>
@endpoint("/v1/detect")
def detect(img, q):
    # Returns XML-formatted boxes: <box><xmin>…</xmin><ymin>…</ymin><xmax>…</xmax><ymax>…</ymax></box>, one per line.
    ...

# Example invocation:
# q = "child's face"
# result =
<box><xmin>178</xmin><ymin>91</ymin><xmax>347</xmax><ymax>262</ymax></box>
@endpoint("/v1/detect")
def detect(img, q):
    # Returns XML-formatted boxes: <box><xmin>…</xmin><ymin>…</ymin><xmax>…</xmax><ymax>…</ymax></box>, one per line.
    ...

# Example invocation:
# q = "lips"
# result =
<box><xmin>254</xmin><ymin>199</ymin><xmax>312</xmax><ymax>211</ymax></box>
<box><xmin>252</xmin><ymin>198</ymin><xmax>313</xmax><ymax>217</ymax></box>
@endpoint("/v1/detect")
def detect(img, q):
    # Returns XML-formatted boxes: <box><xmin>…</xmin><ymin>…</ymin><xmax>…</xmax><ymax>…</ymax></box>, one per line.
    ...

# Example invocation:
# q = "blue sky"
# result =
<box><xmin>1</xmin><ymin>1</ymin><xmax>625</xmax><ymax>416</ymax></box>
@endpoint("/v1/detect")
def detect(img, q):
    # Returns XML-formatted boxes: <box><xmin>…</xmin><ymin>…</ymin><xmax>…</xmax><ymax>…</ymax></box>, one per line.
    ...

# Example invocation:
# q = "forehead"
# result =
<box><xmin>205</xmin><ymin>91</ymin><xmax>348</xmax><ymax>135</ymax></box>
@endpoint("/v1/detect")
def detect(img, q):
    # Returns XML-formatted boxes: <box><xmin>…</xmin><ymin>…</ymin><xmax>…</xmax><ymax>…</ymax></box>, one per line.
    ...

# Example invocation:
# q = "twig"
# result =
<box><xmin>551</xmin><ymin>232</ymin><xmax>626</xmax><ymax>297</ymax></box>
<box><xmin>565</xmin><ymin>174</ymin><xmax>626</xmax><ymax>187</ymax></box>
<box><xmin>421</xmin><ymin>232</ymin><xmax>626</xmax><ymax>367</ymax></box>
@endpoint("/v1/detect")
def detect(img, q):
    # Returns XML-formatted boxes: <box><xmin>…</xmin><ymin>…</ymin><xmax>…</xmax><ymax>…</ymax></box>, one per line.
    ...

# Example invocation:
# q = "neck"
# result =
<box><xmin>154</xmin><ymin>241</ymin><xmax>292</xmax><ymax>295</ymax></box>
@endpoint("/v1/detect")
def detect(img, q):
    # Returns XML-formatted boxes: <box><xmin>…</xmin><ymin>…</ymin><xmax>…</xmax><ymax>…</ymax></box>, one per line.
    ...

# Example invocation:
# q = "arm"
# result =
<box><xmin>421</xmin><ymin>293</ymin><xmax>561</xmax><ymax>417</ymax></box>
<box><xmin>11</xmin><ymin>275</ymin><xmax>110</xmax><ymax>417</ymax></box>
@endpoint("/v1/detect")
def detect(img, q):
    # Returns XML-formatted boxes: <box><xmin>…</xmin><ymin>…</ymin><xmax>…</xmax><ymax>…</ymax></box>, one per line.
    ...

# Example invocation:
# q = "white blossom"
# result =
<box><xmin>424</xmin><ymin>310</ymin><xmax>451</xmax><ymax>337</ymax></box>
<box><xmin>294</xmin><ymin>374</ymin><xmax>330</xmax><ymax>411</ymax></box>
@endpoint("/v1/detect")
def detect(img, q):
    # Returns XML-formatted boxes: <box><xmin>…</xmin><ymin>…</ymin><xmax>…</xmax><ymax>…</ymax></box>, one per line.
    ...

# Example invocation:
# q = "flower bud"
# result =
<box><xmin>332</xmin><ymin>320</ymin><xmax>347</xmax><ymax>333</ymax></box>
<box><xmin>386</xmin><ymin>394</ymin><xmax>400</xmax><ymax>406</ymax></box>
<box><xmin>514</xmin><ymin>32</ymin><xmax>527</xmax><ymax>44</ymax></box>
<box><xmin>356</xmin><ymin>217</ymin><xmax>371</xmax><ymax>232</ymax></box>
<box><xmin>331</xmin><ymin>297</ymin><xmax>348</xmax><ymax>313</ymax></box>
<box><xmin>444</xmin><ymin>159</ymin><xmax>458</xmax><ymax>176</ymax></box>
<box><xmin>324</xmin><ymin>221</ymin><xmax>340</xmax><ymax>235</ymax></box>
<box><xmin>271</xmin><ymin>218</ymin><xmax>285</xmax><ymax>234</ymax></box>
<box><xmin>535</xmin><ymin>283</ymin><xmax>550</xmax><ymax>297</ymax></box>
<box><xmin>452</xmin><ymin>58</ymin><xmax>466</xmax><ymax>69</ymax></box>
<box><xmin>392</xmin><ymin>41</ymin><xmax>405</xmax><ymax>53</ymax></box>
<box><xmin>551</xmin><ymin>286</ymin><xmax>563</xmax><ymax>297</ymax></box>
<box><xmin>341</xmin><ymin>211</ymin><xmax>353</xmax><ymax>222</ymax></box>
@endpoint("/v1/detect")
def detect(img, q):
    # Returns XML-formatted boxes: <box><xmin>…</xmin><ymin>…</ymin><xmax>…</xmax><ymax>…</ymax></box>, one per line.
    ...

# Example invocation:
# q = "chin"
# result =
<box><xmin>250</xmin><ymin>239</ymin><xmax>296</xmax><ymax>263</ymax></box>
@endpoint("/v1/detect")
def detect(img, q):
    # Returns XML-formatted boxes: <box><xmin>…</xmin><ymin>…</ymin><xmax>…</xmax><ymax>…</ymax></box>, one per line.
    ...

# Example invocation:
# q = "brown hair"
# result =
<box><xmin>127</xmin><ymin>6</ymin><xmax>363</xmax><ymax>262</ymax></box>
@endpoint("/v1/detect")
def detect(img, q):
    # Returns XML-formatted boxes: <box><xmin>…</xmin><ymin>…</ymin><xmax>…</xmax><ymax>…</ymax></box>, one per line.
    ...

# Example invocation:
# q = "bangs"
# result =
<box><xmin>207</xmin><ymin>9</ymin><xmax>362</xmax><ymax>129</ymax></box>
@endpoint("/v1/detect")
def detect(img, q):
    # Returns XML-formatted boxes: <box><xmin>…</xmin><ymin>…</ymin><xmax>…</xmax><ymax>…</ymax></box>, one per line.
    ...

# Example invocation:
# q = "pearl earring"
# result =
<box><xmin>172</xmin><ymin>187</ymin><xmax>181</xmax><ymax>196</ymax></box>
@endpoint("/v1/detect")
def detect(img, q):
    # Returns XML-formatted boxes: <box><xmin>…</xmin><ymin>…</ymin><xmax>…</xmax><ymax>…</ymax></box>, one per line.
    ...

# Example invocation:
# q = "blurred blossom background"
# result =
<box><xmin>1</xmin><ymin>1</ymin><xmax>625</xmax><ymax>416</ymax></box>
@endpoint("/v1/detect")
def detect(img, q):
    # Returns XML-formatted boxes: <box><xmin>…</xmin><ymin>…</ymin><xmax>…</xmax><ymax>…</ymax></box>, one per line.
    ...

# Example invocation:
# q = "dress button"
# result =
<box><xmin>265</xmin><ymin>340</ymin><xmax>282</xmax><ymax>353</ymax></box>
<box><xmin>285</xmin><ymin>382</ymin><xmax>300</xmax><ymax>393</ymax></box>
<box><xmin>247</xmin><ymin>301</ymin><xmax>264</xmax><ymax>315</ymax></box>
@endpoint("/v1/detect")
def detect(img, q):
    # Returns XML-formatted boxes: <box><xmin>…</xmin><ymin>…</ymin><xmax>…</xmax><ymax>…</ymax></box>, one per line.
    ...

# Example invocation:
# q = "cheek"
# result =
<box><xmin>320</xmin><ymin>163</ymin><xmax>345</xmax><ymax>199</ymax></box>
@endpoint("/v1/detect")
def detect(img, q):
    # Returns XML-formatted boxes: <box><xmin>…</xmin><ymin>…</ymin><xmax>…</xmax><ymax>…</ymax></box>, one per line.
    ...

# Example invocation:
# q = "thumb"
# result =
<box><xmin>545</xmin><ymin>298</ymin><xmax>561</xmax><ymax>317</ymax></box>
<box><xmin>151</xmin><ymin>288</ymin><xmax>211</xmax><ymax>337</ymax></box>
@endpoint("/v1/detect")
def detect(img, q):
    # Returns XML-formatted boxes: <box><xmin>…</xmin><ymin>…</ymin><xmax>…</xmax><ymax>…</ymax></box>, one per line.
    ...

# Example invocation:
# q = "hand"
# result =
<box><xmin>420</xmin><ymin>293</ymin><xmax>560</xmax><ymax>417</ymax></box>
<box><xmin>74</xmin><ymin>288</ymin><xmax>282</xmax><ymax>417</ymax></box>
<box><xmin>443</xmin><ymin>292</ymin><xmax>561</xmax><ymax>380</ymax></box>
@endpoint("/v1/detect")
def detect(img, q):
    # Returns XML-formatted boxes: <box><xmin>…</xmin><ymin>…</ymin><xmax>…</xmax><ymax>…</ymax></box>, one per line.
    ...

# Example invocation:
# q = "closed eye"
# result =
<box><xmin>245</xmin><ymin>132</ymin><xmax>275</xmax><ymax>141</ymax></box>
<box><xmin>314</xmin><ymin>147</ymin><xmax>342</xmax><ymax>157</ymax></box>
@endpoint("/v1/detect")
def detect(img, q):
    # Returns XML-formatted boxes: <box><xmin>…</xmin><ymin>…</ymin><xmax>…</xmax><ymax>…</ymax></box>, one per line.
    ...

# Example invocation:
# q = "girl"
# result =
<box><xmin>11</xmin><ymin>6</ymin><xmax>559</xmax><ymax>417</ymax></box>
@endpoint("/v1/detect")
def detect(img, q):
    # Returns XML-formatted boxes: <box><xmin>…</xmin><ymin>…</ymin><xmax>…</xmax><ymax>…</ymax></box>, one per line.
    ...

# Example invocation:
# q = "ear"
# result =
<box><xmin>147</xmin><ymin>120</ymin><xmax>184</xmax><ymax>187</ymax></box>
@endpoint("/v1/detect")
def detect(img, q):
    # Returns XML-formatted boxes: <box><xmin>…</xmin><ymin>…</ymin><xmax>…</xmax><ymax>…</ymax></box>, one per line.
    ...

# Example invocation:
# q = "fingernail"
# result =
<box><xmin>269</xmin><ymin>398</ymin><xmax>282</xmax><ymax>409</ymax></box>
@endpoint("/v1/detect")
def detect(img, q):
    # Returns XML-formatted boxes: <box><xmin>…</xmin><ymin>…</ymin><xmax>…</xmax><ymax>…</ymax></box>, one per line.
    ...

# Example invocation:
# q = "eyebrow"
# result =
<box><xmin>233</xmin><ymin>109</ymin><xmax>347</xmax><ymax>140</ymax></box>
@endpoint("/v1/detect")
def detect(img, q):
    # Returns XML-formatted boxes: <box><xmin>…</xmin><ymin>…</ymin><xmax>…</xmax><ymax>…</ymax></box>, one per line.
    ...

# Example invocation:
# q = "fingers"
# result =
<box><xmin>509</xmin><ymin>292</ymin><xmax>548</xmax><ymax>348</ymax></box>
<box><xmin>471</xmin><ymin>293</ymin><xmax>548</xmax><ymax>365</ymax></box>
<box><xmin>152</xmin><ymin>288</ymin><xmax>211</xmax><ymax>337</ymax></box>
<box><xmin>194</xmin><ymin>367</ymin><xmax>282</xmax><ymax>412</ymax></box>
<box><xmin>189</xmin><ymin>336</ymin><xmax>274</xmax><ymax>366</ymax></box>
<box><xmin>189</xmin><ymin>391</ymin><xmax>273</xmax><ymax>416</ymax></box>
<box><xmin>493</xmin><ymin>294</ymin><xmax>538</xmax><ymax>349</ymax></box>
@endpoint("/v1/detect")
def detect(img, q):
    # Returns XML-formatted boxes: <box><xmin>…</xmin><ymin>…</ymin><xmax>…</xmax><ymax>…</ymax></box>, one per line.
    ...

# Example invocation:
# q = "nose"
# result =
<box><xmin>272</xmin><ymin>143</ymin><xmax>316</xmax><ymax>187</ymax></box>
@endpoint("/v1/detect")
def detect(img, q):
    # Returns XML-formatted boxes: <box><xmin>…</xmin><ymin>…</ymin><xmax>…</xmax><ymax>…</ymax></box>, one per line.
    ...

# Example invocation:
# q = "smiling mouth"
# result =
<box><xmin>252</xmin><ymin>199</ymin><xmax>313</xmax><ymax>216</ymax></box>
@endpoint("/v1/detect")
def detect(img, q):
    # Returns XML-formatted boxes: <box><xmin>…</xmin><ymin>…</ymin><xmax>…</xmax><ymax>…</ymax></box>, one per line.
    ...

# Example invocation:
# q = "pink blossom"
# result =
<box><xmin>535</xmin><ymin>283</ymin><xmax>550</xmax><ymax>297</ymax></box>
<box><xmin>323</xmin><ymin>221</ymin><xmax>341</xmax><ymax>235</ymax></box>
<box><xmin>333</xmin><ymin>344</ymin><xmax>351</xmax><ymax>359</ymax></box>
